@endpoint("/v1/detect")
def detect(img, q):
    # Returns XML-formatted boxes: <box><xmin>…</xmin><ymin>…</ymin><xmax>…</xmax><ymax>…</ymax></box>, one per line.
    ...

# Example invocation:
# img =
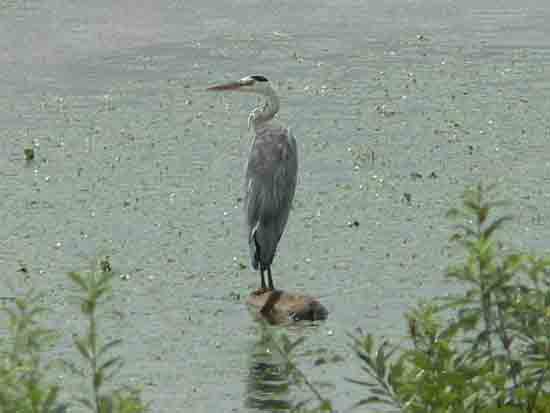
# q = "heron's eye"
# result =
<box><xmin>250</xmin><ymin>75</ymin><xmax>269</xmax><ymax>82</ymax></box>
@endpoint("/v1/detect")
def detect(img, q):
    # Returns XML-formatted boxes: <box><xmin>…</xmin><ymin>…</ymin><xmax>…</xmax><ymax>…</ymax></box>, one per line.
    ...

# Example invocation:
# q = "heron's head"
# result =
<box><xmin>206</xmin><ymin>75</ymin><xmax>273</xmax><ymax>95</ymax></box>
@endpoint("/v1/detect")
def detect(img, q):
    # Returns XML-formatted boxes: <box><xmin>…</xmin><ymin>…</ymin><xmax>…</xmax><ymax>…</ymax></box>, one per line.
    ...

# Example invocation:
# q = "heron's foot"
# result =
<box><xmin>252</xmin><ymin>287</ymin><xmax>270</xmax><ymax>296</ymax></box>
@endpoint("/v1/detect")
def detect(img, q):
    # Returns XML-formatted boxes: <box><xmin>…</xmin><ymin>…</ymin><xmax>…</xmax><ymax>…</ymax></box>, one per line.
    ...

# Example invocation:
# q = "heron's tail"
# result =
<box><xmin>249</xmin><ymin>222</ymin><xmax>260</xmax><ymax>270</ymax></box>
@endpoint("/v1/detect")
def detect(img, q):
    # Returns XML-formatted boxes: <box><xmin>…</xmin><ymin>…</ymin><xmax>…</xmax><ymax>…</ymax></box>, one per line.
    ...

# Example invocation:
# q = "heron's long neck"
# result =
<box><xmin>249</xmin><ymin>88</ymin><xmax>280</xmax><ymax>130</ymax></box>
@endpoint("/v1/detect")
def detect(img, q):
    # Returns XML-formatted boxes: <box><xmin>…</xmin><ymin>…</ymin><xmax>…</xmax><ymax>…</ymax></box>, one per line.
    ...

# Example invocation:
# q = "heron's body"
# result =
<box><xmin>208</xmin><ymin>75</ymin><xmax>298</xmax><ymax>291</ymax></box>
<box><xmin>246</xmin><ymin>123</ymin><xmax>297</xmax><ymax>278</ymax></box>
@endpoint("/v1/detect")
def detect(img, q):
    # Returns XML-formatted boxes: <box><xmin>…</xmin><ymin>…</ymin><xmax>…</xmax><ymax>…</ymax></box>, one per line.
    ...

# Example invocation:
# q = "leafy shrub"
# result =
<box><xmin>346</xmin><ymin>183</ymin><xmax>550</xmax><ymax>412</ymax></box>
<box><xmin>0</xmin><ymin>290</ymin><xmax>64</xmax><ymax>413</ymax></box>
<box><xmin>0</xmin><ymin>260</ymin><xmax>149</xmax><ymax>413</ymax></box>
<box><xmin>273</xmin><ymin>183</ymin><xmax>550</xmax><ymax>412</ymax></box>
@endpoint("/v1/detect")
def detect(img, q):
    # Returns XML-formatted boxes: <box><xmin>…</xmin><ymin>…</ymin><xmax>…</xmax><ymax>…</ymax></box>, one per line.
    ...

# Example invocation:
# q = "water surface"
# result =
<box><xmin>2</xmin><ymin>0</ymin><xmax>550</xmax><ymax>411</ymax></box>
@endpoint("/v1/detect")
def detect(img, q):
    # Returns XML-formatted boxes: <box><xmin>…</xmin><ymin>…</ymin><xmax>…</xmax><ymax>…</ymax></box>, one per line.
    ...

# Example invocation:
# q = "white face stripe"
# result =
<box><xmin>240</xmin><ymin>75</ymin><xmax>254</xmax><ymax>83</ymax></box>
<box><xmin>240</xmin><ymin>75</ymin><xmax>270</xmax><ymax>85</ymax></box>
<box><xmin>235</xmin><ymin>77</ymin><xmax>274</xmax><ymax>98</ymax></box>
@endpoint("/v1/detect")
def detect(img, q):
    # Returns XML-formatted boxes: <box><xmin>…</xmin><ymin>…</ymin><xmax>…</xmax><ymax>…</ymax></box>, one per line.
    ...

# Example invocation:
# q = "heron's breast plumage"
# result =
<box><xmin>248</xmin><ymin>126</ymin><xmax>293</xmax><ymax>176</ymax></box>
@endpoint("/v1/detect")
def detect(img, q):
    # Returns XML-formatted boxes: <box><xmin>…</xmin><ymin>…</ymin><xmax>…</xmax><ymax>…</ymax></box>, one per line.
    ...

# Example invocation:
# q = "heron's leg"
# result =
<box><xmin>267</xmin><ymin>267</ymin><xmax>274</xmax><ymax>290</ymax></box>
<box><xmin>260</xmin><ymin>265</ymin><xmax>267</xmax><ymax>290</ymax></box>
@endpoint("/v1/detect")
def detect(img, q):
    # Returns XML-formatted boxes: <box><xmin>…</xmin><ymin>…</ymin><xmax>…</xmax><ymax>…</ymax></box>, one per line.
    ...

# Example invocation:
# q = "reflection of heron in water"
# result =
<box><xmin>207</xmin><ymin>75</ymin><xmax>298</xmax><ymax>293</ymax></box>
<box><xmin>245</xmin><ymin>323</ymin><xmax>293</xmax><ymax>411</ymax></box>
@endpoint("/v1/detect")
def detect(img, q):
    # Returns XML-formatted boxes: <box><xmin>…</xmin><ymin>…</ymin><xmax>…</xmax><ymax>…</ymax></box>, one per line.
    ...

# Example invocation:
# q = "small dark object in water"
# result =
<box><xmin>347</xmin><ymin>220</ymin><xmax>360</xmax><ymax>228</ymax></box>
<box><xmin>24</xmin><ymin>147</ymin><xmax>34</xmax><ymax>161</ymax></box>
<box><xmin>246</xmin><ymin>289</ymin><xmax>328</xmax><ymax>324</ymax></box>
<box><xmin>100</xmin><ymin>256</ymin><xmax>112</xmax><ymax>273</ymax></box>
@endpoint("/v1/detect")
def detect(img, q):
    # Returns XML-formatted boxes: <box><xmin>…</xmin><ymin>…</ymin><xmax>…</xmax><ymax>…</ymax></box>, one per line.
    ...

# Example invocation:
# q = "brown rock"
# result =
<box><xmin>246</xmin><ymin>289</ymin><xmax>328</xmax><ymax>324</ymax></box>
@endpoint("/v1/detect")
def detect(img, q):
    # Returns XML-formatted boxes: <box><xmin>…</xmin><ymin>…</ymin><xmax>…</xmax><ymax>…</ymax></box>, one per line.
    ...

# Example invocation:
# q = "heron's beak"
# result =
<box><xmin>206</xmin><ymin>81</ymin><xmax>243</xmax><ymax>91</ymax></box>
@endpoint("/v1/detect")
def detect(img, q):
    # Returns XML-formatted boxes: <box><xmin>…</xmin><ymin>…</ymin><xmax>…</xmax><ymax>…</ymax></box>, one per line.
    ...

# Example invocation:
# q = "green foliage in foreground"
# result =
<box><xmin>279</xmin><ymin>183</ymin><xmax>550</xmax><ymax>412</ymax></box>
<box><xmin>0</xmin><ymin>260</ymin><xmax>148</xmax><ymax>413</ymax></box>
<box><xmin>0</xmin><ymin>290</ymin><xmax>64</xmax><ymax>413</ymax></box>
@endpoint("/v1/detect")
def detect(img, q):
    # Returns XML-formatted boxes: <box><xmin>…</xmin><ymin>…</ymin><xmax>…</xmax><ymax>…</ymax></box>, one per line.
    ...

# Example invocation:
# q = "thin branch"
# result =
<box><xmin>528</xmin><ymin>365</ymin><xmax>547</xmax><ymax>413</ymax></box>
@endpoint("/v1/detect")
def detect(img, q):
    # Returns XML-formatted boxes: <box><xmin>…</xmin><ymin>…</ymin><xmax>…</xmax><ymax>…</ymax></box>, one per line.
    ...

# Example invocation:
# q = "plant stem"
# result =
<box><xmin>528</xmin><ymin>365</ymin><xmax>547</xmax><ymax>413</ymax></box>
<box><xmin>496</xmin><ymin>304</ymin><xmax>518</xmax><ymax>390</ymax></box>
<box><xmin>477</xmin><ymin>208</ymin><xmax>494</xmax><ymax>359</ymax></box>
<box><xmin>90</xmin><ymin>311</ymin><xmax>101</xmax><ymax>413</ymax></box>
<box><xmin>291</xmin><ymin>360</ymin><xmax>327</xmax><ymax>407</ymax></box>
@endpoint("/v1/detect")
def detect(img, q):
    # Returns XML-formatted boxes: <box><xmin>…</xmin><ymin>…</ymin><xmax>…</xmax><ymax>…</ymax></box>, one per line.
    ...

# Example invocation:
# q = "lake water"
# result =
<box><xmin>2</xmin><ymin>0</ymin><xmax>550</xmax><ymax>411</ymax></box>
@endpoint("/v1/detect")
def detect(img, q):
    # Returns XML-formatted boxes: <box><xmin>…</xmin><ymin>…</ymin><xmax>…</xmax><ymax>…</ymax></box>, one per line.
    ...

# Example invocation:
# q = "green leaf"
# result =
<box><xmin>446</xmin><ymin>208</ymin><xmax>468</xmax><ymax>219</ymax></box>
<box><xmin>43</xmin><ymin>385</ymin><xmax>60</xmax><ymax>413</ymax></box>
<box><xmin>67</xmin><ymin>272</ymin><xmax>88</xmax><ymax>291</ymax></box>
<box><xmin>319</xmin><ymin>399</ymin><xmax>333</xmax><ymax>412</ymax></box>
<box><xmin>74</xmin><ymin>337</ymin><xmax>91</xmax><ymax>360</ymax></box>
<box><xmin>483</xmin><ymin>407</ymin><xmax>523</xmax><ymax>413</ymax></box>
<box><xmin>94</xmin><ymin>370</ymin><xmax>104</xmax><ymax>389</ymax></box>
<box><xmin>93</xmin><ymin>286</ymin><xmax>112</xmax><ymax>302</ymax></box>
<box><xmin>99</xmin><ymin>356</ymin><xmax>123</xmax><ymax>375</ymax></box>
<box><xmin>388</xmin><ymin>358</ymin><xmax>405</xmax><ymax>386</ymax></box>
<box><xmin>345</xmin><ymin>378</ymin><xmax>376</xmax><ymax>387</ymax></box>
<box><xmin>355</xmin><ymin>350</ymin><xmax>374</xmax><ymax>370</ymax></box>
<box><xmin>478</xmin><ymin>206</ymin><xmax>489</xmax><ymax>224</ymax></box>
<box><xmin>280</xmin><ymin>334</ymin><xmax>291</xmax><ymax>353</ymax></box>
<box><xmin>76</xmin><ymin>397</ymin><xmax>95</xmax><ymax>411</ymax></box>
<box><xmin>455</xmin><ymin>224</ymin><xmax>477</xmax><ymax>238</ymax></box>
<box><xmin>464</xmin><ymin>199</ymin><xmax>481</xmax><ymax>216</ymax></box>
<box><xmin>98</xmin><ymin>339</ymin><xmax>123</xmax><ymax>359</ymax></box>
<box><xmin>80</xmin><ymin>298</ymin><xmax>94</xmax><ymax>315</ymax></box>
<box><xmin>375</xmin><ymin>343</ymin><xmax>387</xmax><ymax>379</ymax></box>
<box><xmin>350</xmin><ymin>396</ymin><xmax>392</xmax><ymax>409</ymax></box>
<box><xmin>439</xmin><ymin>320</ymin><xmax>461</xmax><ymax>341</ymax></box>
<box><xmin>28</xmin><ymin>304</ymin><xmax>49</xmax><ymax>319</ymax></box>
<box><xmin>483</xmin><ymin>215</ymin><xmax>513</xmax><ymax>239</ymax></box>
<box><xmin>288</xmin><ymin>336</ymin><xmax>306</xmax><ymax>353</ymax></box>
<box><xmin>98</xmin><ymin>394</ymin><xmax>114</xmax><ymax>413</ymax></box>
<box><xmin>58</xmin><ymin>359</ymin><xmax>85</xmax><ymax>377</ymax></box>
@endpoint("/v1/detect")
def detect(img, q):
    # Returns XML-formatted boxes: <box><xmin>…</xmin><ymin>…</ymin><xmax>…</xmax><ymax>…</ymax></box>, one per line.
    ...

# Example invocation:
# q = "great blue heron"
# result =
<box><xmin>207</xmin><ymin>75</ymin><xmax>298</xmax><ymax>292</ymax></box>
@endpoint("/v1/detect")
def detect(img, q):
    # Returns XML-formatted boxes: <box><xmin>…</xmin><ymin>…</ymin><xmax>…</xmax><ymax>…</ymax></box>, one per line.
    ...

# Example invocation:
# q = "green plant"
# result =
<box><xmin>65</xmin><ymin>263</ymin><xmax>149</xmax><ymax>413</ymax></box>
<box><xmin>345</xmin><ymin>183</ymin><xmax>550</xmax><ymax>412</ymax></box>
<box><xmin>0</xmin><ymin>290</ymin><xmax>65</xmax><ymax>413</ymax></box>
<box><xmin>0</xmin><ymin>259</ymin><xmax>149</xmax><ymax>413</ymax></box>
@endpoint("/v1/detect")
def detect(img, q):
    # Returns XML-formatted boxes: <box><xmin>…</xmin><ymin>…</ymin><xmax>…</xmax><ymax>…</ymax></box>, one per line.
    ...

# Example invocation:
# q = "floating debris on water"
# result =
<box><xmin>347</xmin><ymin>220</ymin><xmax>360</xmax><ymax>228</ymax></box>
<box><xmin>24</xmin><ymin>147</ymin><xmax>34</xmax><ymax>161</ymax></box>
<box><xmin>100</xmin><ymin>256</ymin><xmax>112</xmax><ymax>273</ymax></box>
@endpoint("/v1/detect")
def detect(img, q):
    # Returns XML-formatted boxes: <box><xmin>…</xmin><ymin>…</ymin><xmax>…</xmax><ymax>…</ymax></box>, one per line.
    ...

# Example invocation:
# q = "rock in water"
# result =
<box><xmin>246</xmin><ymin>289</ymin><xmax>328</xmax><ymax>324</ymax></box>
